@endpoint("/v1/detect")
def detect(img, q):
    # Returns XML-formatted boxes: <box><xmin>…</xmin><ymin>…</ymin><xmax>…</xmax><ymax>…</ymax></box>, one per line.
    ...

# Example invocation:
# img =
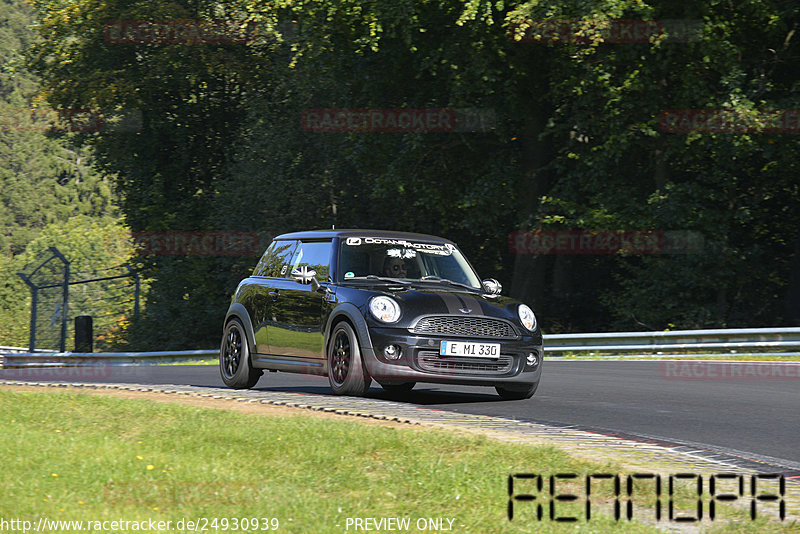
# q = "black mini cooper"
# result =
<box><xmin>220</xmin><ymin>230</ymin><xmax>543</xmax><ymax>399</ymax></box>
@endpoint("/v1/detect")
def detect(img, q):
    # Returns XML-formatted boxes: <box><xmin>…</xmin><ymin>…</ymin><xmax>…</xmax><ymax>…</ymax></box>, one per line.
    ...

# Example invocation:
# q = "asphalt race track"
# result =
<box><xmin>3</xmin><ymin>360</ymin><xmax>799</xmax><ymax>471</ymax></box>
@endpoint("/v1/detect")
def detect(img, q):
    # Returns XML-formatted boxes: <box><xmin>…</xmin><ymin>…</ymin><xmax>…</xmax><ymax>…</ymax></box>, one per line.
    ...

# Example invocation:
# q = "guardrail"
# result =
<box><xmin>544</xmin><ymin>327</ymin><xmax>800</xmax><ymax>355</ymax></box>
<box><xmin>1</xmin><ymin>327</ymin><xmax>799</xmax><ymax>368</ymax></box>
<box><xmin>0</xmin><ymin>346</ymin><xmax>55</xmax><ymax>353</ymax></box>
<box><xmin>1</xmin><ymin>349</ymin><xmax>217</xmax><ymax>368</ymax></box>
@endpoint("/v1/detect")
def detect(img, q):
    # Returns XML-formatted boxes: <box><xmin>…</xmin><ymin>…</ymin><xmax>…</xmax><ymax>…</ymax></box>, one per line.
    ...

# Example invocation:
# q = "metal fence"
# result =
<box><xmin>17</xmin><ymin>247</ymin><xmax>140</xmax><ymax>353</ymax></box>
<box><xmin>2</xmin><ymin>327</ymin><xmax>799</xmax><ymax>369</ymax></box>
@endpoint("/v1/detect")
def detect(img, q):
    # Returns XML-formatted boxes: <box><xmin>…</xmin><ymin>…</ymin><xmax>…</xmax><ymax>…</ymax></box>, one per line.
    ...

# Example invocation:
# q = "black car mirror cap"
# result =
<box><xmin>482</xmin><ymin>278</ymin><xmax>502</xmax><ymax>295</ymax></box>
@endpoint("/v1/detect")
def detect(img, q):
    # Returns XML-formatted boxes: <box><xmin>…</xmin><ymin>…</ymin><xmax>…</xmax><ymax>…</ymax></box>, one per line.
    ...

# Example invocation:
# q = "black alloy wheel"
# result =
<box><xmin>327</xmin><ymin>322</ymin><xmax>370</xmax><ymax>396</ymax></box>
<box><xmin>219</xmin><ymin>318</ymin><xmax>261</xmax><ymax>389</ymax></box>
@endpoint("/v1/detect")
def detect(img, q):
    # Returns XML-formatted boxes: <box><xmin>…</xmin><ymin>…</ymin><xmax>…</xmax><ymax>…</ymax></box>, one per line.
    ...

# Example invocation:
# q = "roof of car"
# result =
<box><xmin>274</xmin><ymin>229</ymin><xmax>453</xmax><ymax>243</ymax></box>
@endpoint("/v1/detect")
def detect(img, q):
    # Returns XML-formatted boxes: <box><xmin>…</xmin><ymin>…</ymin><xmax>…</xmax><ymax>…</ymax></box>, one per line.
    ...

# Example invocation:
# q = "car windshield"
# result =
<box><xmin>337</xmin><ymin>237</ymin><xmax>482</xmax><ymax>289</ymax></box>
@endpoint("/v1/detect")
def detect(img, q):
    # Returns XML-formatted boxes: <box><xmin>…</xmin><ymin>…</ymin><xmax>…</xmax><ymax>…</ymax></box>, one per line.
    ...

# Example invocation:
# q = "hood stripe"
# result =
<box><xmin>439</xmin><ymin>294</ymin><xmax>464</xmax><ymax>314</ymax></box>
<box><xmin>458</xmin><ymin>294</ymin><xmax>484</xmax><ymax>315</ymax></box>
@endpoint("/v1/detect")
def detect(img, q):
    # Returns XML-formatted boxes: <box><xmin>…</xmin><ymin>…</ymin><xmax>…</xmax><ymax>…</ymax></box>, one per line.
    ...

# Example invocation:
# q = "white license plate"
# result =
<box><xmin>439</xmin><ymin>341</ymin><xmax>501</xmax><ymax>358</ymax></box>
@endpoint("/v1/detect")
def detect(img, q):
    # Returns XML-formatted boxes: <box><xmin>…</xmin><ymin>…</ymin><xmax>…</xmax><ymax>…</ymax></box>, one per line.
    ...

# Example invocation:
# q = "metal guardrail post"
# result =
<box><xmin>49</xmin><ymin>247</ymin><xmax>70</xmax><ymax>353</ymax></box>
<box><xmin>74</xmin><ymin>316</ymin><xmax>93</xmax><ymax>353</ymax></box>
<box><xmin>16</xmin><ymin>273</ymin><xmax>37</xmax><ymax>352</ymax></box>
<box><xmin>123</xmin><ymin>264</ymin><xmax>140</xmax><ymax>318</ymax></box>
<box><xmin>133</xmin><ymin>271</ymin><xmax>140</xmax><ymax>317</ymax></box>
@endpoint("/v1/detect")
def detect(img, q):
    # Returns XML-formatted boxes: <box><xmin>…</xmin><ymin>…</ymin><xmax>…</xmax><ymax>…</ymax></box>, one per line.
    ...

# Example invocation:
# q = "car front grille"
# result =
<box><xmin>410</xmin><ymin>316</ymin><xmax>518</xmax><ymax>339</ymax></box>
<box><xmin>416</xmin><ymin>351</ymin><xmax>514</xmax><ymax>375</ymax></box>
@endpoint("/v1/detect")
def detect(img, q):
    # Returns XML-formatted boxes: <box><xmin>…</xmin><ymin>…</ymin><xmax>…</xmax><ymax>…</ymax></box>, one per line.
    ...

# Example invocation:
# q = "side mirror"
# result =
<box><xmin>292</xmin><ymin>267</ymin><xmax>326</xmax><ymax>293</ymax></box>
<box><xmin>482</xmin><ymin>278</ymin><xmax>502</xmax><ymax>295</ymax></box>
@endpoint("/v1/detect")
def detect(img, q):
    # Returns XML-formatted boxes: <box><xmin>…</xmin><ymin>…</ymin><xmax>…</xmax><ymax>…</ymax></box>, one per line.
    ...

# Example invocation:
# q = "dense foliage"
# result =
<box><xmin>3</xmin><ymin>0</ymin><xmax>798</xmax><ymax>348</ymax></box>
<box><xmin>0</xmin><ymin>0</ymin><xmax>124</xmax><ymax>347</ymax></box>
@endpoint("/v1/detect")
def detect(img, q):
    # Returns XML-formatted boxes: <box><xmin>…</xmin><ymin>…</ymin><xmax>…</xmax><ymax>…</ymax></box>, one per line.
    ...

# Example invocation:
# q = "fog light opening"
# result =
<box><xmin>526</xmin><ymin>352</ymin><xmax>539</xmax><ymax>366</ymax></box>
<box><xmin>383</xmin><ymin>345</ymin><xmax>402</xmax><ymax>360</ymax></box>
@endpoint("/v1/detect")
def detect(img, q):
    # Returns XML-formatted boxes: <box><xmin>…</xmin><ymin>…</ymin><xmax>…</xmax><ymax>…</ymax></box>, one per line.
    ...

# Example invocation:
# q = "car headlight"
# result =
<box><xmin>369</xmin><ymin>296</ymin><xmax>401</xmax><ymax>323</ymax></box>
<box><xmin>518</xmin><ymin>304</ymin><xmax>537</xmax><ymax>332</ymax></box>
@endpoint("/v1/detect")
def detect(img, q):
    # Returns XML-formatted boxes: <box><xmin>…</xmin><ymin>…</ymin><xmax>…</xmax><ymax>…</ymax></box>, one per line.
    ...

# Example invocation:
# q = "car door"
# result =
<box><xmin>248</xmin><ymin>239</ymin><xmax>297</xmax><ymax>354</ymax></box>
<box><xmin>267</xmin><ymin>239</ymin><xmax>333</xmax><ymax>361</ymax></box>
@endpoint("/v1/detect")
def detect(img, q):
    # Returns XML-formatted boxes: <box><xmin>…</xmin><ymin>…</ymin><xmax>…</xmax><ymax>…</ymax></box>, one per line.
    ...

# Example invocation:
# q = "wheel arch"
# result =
<box><xmin>224</xmin><ymin>302</ymin><xmax>257</xmax><ymax>355</ymax></box>
<box><xmin>322</xmin><ymin>303</ymin><xmax>374</xmax><ymax>372</ymax></box>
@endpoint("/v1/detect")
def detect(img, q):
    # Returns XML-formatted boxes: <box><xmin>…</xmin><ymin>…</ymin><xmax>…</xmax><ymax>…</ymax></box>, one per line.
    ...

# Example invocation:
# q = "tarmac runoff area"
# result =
<box><xmin>1</xmin><ymin>379</ymin><xmax>798</xmax><ymax>528</ymax></box>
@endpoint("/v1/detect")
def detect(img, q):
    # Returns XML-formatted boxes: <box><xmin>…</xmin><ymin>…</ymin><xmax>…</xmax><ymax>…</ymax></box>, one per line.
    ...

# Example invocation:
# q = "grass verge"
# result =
<box><xmin>0</xmin><ymin>388</ymin><xmax>794</xmax><ymax>533</ymax></box>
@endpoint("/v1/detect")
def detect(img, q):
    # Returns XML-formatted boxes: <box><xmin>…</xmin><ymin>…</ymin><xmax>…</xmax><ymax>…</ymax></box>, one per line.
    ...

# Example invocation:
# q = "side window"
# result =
<box><xmin>252</xmin><ymin>240</ymin><xmax>297</xmax><ymax>278</ymax></box>
<box><xmin>289</xmin><ymin>241</ymin><xmax>332</xmax><ymax>282</ymax></box>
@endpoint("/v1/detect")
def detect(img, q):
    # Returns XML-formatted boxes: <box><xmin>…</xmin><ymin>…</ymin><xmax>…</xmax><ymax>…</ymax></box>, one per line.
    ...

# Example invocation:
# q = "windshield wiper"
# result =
<box><xmin>414</xmin><ymin>277</ymin><xmax>480</xmax><ymax>292</ymax></box>
<box><xmin>344</xmin><ymin>275</ymin><xmax>411</xmax><ymax>286</ymax></box>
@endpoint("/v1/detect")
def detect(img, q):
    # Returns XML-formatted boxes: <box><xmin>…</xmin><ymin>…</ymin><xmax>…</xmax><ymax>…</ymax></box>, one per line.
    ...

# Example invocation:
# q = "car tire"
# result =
<box><xmin>220</xmin><ymin>318</ymin><xmax>261</xmax><ymax>389</ymax></box>
<box><xmin>495</xmin><ymin>381</ymin><xmax>538</xmax><ymax>400</ymax></box>
<box><xmin>327</xmin><ymin>321</ymin><xmax>371</xmax><ymax>396</ymax></box>
<box><xmin>378</xmin><ymin>382</ymin><xmax>416</xmax><ymax>393</ymax></box>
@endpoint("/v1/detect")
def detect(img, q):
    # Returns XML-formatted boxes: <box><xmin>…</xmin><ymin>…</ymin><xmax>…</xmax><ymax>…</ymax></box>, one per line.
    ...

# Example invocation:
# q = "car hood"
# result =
<box><xmin>378</xmin><ymin>286</ymin><xmax>530</xmax><ymax>327</ymax></box>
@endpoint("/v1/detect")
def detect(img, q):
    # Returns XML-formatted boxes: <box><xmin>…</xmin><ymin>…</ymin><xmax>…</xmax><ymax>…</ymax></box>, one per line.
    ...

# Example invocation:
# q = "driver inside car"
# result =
<box><xmin>383</xmin><ymin>256</ymin><xmax>408</xmax><ymax>278</ymax></box>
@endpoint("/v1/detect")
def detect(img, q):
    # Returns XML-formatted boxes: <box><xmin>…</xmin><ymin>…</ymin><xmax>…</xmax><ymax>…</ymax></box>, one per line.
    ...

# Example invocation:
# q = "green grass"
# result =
<box><xmin>0</xmin><ymin>389</ymin><xmax>794</xmax><ymax>533</ymax></box>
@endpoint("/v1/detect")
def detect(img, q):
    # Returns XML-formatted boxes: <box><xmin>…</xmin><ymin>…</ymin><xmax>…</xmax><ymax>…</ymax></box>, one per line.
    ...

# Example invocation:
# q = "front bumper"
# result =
<box><xmin>361</xmin><ymin>326</ymin><xmax>543</xmax><ymax>387</ymax></box>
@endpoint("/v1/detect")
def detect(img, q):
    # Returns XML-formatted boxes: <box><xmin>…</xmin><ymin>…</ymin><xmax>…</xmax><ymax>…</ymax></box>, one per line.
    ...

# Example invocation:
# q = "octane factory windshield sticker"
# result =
<box><xmin>344</xmin><ymin>271</ymin><xmax>355</xmax><ymax>278</ymax></box>
<box><xmin>345</xmin><ymin>237</ymin><xmax>453</xmax><ymax>255</ymax></box>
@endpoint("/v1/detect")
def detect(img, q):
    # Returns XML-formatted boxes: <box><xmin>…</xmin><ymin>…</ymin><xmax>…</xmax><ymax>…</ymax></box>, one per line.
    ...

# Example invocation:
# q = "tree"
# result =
<box><xmin>25</xmin><ymin>0</ymin><xmax>800</xmax><ymax>349</ymax></box>
<box><xmin>0</xmin><ymin>0</ymin><xmax>116</xmax><ymax>257</ymax></box>
<box><xmin>498</xmin><ymin>0</ymin><xmax>800</xmax><ymax>328</ymax></box>
<box><xmin>0</xmin><ymin>0</ymin><xmax>122</xmax><ymax>347</ymax></box>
